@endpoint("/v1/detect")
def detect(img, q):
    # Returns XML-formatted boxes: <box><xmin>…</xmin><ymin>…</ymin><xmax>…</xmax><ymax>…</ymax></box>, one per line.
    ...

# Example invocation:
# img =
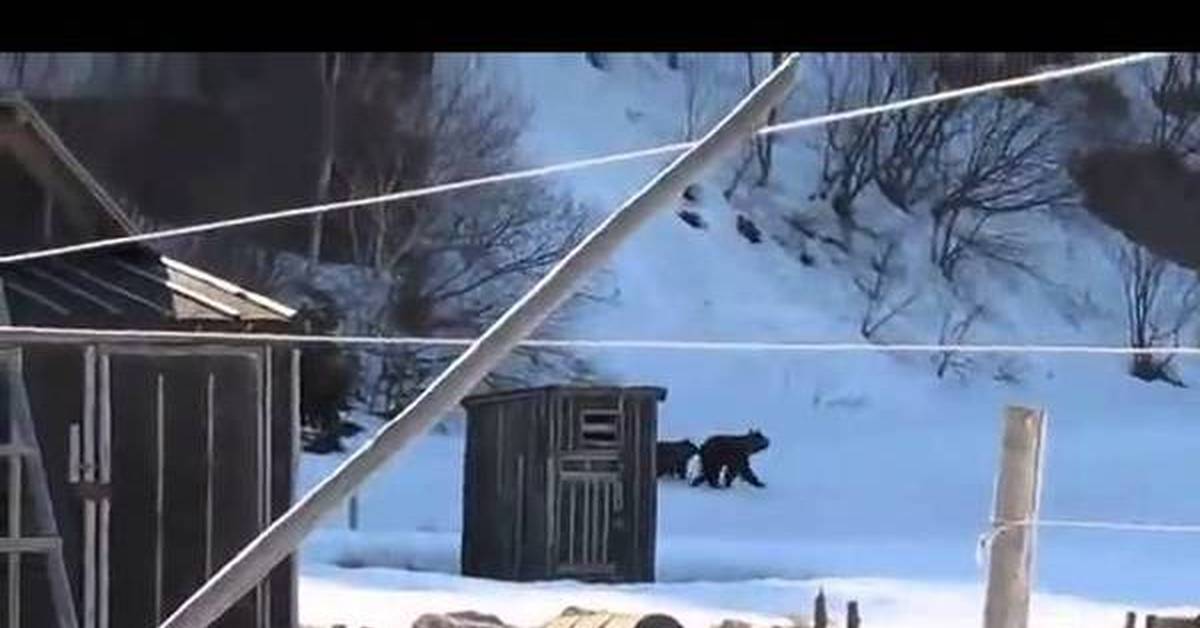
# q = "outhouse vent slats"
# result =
<box><xmin>580</xmin><ymin>411</ymin><xmax>620</xmax><ymax>448</ymax></box>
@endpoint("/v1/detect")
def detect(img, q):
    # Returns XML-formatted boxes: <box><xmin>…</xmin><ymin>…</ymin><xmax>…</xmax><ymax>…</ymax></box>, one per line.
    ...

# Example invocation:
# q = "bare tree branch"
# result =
<box><xmin>854</xmin><ymin>238</ymin><xmax>920</xmax><ymax>339</ymax></box>
<box><xmin>1115</xmin><ymin>238</ymin><xmax>1200</xmax><ymax>387</ymax></box>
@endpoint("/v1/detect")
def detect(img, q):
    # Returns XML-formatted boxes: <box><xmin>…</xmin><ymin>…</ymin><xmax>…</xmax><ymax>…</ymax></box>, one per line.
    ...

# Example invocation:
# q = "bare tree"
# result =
<box><xmin>870</xmin><ymin>62</ymin><xmax>958</xmax><ymax>214</ymax></box>
<box><xmin>680</xmin><ymin>54</ymin><xmax>713</xmax><ymax>141</ymax></box>
<box><xmin>309</xmin><ymin>52</ymin><xmax>342</xmax><ymax>267</ymax></box>
<box><xmin>810</xmin><ymin>54</ymin><xmax>898</xmax><ymax>249</ymax></box>
<box><xmin>1115</xmin><ymin>239</ymin><xmax>1200</xmax><ymax>387</ymax></box>
<box><xmin>812</xmin><ymin>54</ymin><xmax>1067</xmax><ymax>281</ymax></box>
<box><xmin>854</xmin><ymin>238</ymin><xmax>920</xmax><ymax>340</ymax></box>
<box><xmin>816</xmin><ymin>54</ymin><xmax>963</xmax><ymax>224</ymax></box>
<box><xmin>347</xmin><ymin>63</ymin><xmax>593</xmax><ymax>417</ymax></box>
<box><xmin>926</xmin><ymin>95</ymin><xmax>1070</xmax><ymax>282</ymax></box>
<box><xmin>754</xmin><ymin>52</ymin><xmax>786</xmax><ymax>187</ymax></box>
<box><xmin>721</xmin><ymin>52</ymin><xmax>788</xmax><ymax>199</ymax></box>
<box><xmin>1144</xmin><ymin>53</ymin><xmax>1200</xmax><ymax>154</ymax></box>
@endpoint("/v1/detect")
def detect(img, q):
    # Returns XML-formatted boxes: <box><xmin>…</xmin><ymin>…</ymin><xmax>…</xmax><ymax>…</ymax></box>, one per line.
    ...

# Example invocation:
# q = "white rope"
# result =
<box><xmin>0</xmin><ymin>53</ymin><xmax>1165</xmax><ymax>266</ymax></box>
<box><xmin>1020</xmin><ymin>518</ymin><xmax>1200</xmax><ymax>534</ymax></box>
<box><xmin>3</xmin><ymin>324</ymin><xmax>1200</xmax><ymax>355</ymax></box>
<box><xmin>976</xmin><ymin>518</ymin><xmax>1200</xmax><ymax>568</ymax></box>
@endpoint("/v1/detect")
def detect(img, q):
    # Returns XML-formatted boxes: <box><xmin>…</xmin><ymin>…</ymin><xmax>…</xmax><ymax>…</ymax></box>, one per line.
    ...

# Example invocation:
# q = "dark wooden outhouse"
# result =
<box><xmin>460</xmin><ymin>385</ymin><xmax>666</xmax><ymax>583</ymax></box>
<box><xmin>0</xmin><ymin>95</ymin><xmax>300</xmax><ymax>628</ymax></box>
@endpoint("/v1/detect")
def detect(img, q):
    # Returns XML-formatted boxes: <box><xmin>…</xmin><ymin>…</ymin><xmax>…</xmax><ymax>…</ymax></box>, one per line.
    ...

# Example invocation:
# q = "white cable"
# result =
<box><xmin>0</xmin><ymin>53</ymin><xmax>1166</xmax><ymax>266</ymax></box>
<box><xmin>3</xmin><ymin>324</ymin><xmax>1200</xmax><ymax>355</ymax></box>
<box><xmin>1025</xmin><ymin>519</ymin><xmax>1200</xmax><ymax>534</ymax></box>
<box><xmin>977</xmin><ymin>517</ymin><xmax>1200</xmax><ymax>568</ymax></box>
<box><xmin>760</xmin><ymin>53</ymin><xmax>1167</xmax><ymax>136</ymax></box>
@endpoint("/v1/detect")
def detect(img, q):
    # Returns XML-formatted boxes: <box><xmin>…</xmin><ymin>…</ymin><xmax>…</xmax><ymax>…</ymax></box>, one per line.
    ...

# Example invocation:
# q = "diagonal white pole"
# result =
<box><xmin>160</xmin><ymin>54</ymin><xmax>801</xmax><ymax>628</ymax></box>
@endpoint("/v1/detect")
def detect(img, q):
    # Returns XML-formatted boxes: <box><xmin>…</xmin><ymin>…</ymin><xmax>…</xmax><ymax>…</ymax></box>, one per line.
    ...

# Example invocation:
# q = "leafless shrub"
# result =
<box><xmin>932</xmin><ymin>302</ymin><xmax>985</xmax><ymax>380</ymax></box>
<box><xmin>853</xmin><ymin>239</ymin><xmax>920</xmax><ymax>340</ymax></box>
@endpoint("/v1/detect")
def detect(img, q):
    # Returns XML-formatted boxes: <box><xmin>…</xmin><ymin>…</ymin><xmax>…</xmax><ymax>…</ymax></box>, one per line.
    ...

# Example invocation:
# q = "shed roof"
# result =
<box><xmin>0</xmin><ymin>94</ymin><xmax>296</xmax><ymax>331</ymax></box>
<box><xmin>462</xmin><ymin>385</ymin><xmax>668</xmax><ymax>408</ymax></box>
<box><xmin>1</xmin><ymin>249</ymin><xmax>295</xmax><ymax>328</ymax></box>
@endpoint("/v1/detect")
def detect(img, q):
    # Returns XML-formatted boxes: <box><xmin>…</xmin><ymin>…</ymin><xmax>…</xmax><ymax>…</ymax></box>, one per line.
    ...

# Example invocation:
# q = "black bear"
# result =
<box><xmin>656</xmin><ymin>439</ymin><xmax>699</xmax><ymax>480</ymax></box>
<box><xmin>691</xmin><ymin>429</ymin><xmax>770</xmax><ymax>488</ymax></box>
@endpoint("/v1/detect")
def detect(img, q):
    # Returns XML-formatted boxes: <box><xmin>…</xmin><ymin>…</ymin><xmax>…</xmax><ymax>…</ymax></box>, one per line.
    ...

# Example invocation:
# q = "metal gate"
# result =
<box><xmin>73</xmin><ymin>345</ymin><xmax>270</xmax><ymax>628</ymax></box>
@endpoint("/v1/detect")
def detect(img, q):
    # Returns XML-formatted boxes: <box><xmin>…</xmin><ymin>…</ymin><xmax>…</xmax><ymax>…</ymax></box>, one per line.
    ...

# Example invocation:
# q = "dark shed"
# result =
<box><xmin>460</xmin><ymin>385</ymin><xmax>666</xmax><ymax>583</ymax></box>
<box><xmin>0</xmin><ymin>95</ymin><xmax>299</xmax><ymax>628</ymax></box>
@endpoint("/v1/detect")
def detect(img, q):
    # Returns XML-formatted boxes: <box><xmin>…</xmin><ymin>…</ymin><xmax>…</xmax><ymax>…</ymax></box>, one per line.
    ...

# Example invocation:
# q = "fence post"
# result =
<box><xmin>847</xmin><ymin>600</ymin><xmax>860</xmax><ymax>628</ymax></box>
<box><xmin>348</xmin><ymin>494</ymin><xmax>359</xmax><ymax>531</ymax></box>
<box><xmin>982</xmin><ymin>406</ymin><xmax>1046</xmax><ymax>628</ymax></box>
<box><xmin>1125</xmin><ymin>612</ymin><xmax>1137</xmax><ymax>628</ymax></box>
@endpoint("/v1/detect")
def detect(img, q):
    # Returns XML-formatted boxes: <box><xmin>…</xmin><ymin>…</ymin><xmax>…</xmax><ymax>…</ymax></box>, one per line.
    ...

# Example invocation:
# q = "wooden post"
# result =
<box><xmin>347</xmin><ymin>494</ymin><xmax>359</xmax><ymax>531</ymax></box>
<box><xmin>982</xmin><ymin>406</ymin><xmax>1046</xmax><ymax>628</ymax></box>
<box><xmin>814</xmin><ymin>589</ymin><xmax>828</xmax><ymax>628</ymax></box>
<box><xmin>159</xmin><ymin>55</ymin><xmax>801</xmax><ymax>628</ymax></box>
<box><xmin>846</xmin><ymin>601</ymin><xmax>860</xmax><ymax>628</ymax></box>
<box><xmin>1125</xmin><ymin>612</ymin><xmax>1137</xmax><ymax>628</ymax></box>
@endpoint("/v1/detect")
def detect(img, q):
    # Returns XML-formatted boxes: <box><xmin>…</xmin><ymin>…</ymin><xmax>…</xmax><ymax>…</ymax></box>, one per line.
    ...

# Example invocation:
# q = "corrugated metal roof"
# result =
<box><xmin>1</xmin><ymin>249</ymin><xmax>295</xmax><ymax>328</ymax></box>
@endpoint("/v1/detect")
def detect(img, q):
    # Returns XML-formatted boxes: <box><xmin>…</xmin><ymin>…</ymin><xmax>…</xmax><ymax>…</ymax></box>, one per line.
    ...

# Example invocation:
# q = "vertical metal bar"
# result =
<box><xmin>204</xmin><ymin>373</ymin><xmax>215</xmax><ymax>578</ymax></box>
<box><xmin>154</xmin><ymin>373</ymin><xmax>165</xmax><ymax>624</ymax></box>
<box><xmin>160</xmin><ymin>55</ymin><xmax>800</xmax><ymax>628</ymax></box>
<box><xmin>82</xmin><ymin>347</ymin><xmax>96</xmax><ymax>628</ymax></box>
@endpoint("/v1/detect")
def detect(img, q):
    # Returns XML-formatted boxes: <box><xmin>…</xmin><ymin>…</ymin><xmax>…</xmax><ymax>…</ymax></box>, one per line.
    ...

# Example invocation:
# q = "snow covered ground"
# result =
<box><xmin>299</xmin><ymin>565</ymin><xmax>1198</xmax><ymax>628</ymax></box>
<box><xmin>295</xmin><ymin>54</ymin><xmax>1200</xmax><ymax>627</ymax></box>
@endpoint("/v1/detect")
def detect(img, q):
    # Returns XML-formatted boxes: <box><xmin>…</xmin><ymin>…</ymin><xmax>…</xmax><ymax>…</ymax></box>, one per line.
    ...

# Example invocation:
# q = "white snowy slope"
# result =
<box><xmin>297</xmin><ymin>53</ymin><xmax>1200</xmax><ymax>627</ymax></box>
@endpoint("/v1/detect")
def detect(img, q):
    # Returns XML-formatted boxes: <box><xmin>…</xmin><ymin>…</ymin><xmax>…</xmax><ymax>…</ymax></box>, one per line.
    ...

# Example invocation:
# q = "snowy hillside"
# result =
<box><xmin>297</xmin><ymin>53</ymin><xmax>1200</xmax><ymax>627</ymax></box>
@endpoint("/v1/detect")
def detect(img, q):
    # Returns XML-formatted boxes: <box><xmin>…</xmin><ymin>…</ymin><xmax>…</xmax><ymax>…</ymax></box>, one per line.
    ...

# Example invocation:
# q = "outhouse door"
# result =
<box><xmin>550</xmin><ymin>398</ymin><xmax>628</xmax><ymax>580</ymax></box>
<box><xmin>72</xmin><ymin>346</ymin><xmax>272</xmax><ymax>628</ymax></box>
